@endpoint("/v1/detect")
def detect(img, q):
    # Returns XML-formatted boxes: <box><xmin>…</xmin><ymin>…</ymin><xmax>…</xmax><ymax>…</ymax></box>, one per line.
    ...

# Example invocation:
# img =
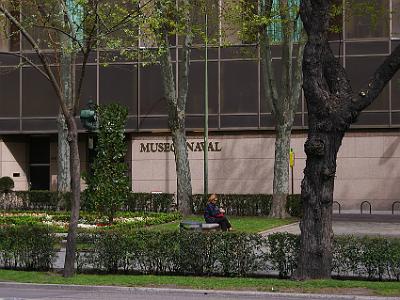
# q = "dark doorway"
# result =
<box><xmin>29</xmin><ymin>137</ymin><xmax>50</xmax><ymax>190</ymax></box>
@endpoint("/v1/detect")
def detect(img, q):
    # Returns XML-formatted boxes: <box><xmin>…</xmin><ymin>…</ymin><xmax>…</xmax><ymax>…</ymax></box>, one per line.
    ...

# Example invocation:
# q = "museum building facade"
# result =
<box><xmin>0</xmin><ymin>0</ymin><xmax>400</xmax><ymax>213</ymax></box>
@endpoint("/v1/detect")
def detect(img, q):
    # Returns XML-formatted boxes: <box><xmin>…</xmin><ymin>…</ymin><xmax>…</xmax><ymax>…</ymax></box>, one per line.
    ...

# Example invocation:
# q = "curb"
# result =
<box><xmin>259</xmin><ymin>222</ymin><xmax>300</xmax><ymax>236</ymax></box>
<box><xmin>0</xmin><ymin>282</ymin><xmax>397</xmax><ymax>300</ymax></box>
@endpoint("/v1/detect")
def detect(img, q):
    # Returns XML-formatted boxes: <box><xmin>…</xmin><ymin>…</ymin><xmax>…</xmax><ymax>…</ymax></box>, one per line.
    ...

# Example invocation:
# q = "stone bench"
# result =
<box><xmin>179</xmin><ymin>221</ymin><xmax>220</xmax><ymax>231</ymax></box>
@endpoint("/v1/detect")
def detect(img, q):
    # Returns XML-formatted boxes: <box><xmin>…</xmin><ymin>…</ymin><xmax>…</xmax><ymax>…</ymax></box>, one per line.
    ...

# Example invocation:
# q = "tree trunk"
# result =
<box><xmin>63</xmin><ymin>116</ymin><xmax>81</xmax><ymax>277</ymax></box>
<box><xmin>156</xmin><ymin>0</ymin><xmax>193</xmax><ymax>216</ymax></box>
<box><xmin>296</xmin><ymin>0</ymin><xmax>400</xmax><ymax>279</ymax></box>
<box><xmin>259</xmin><ymin>0</ymin><xmax>305</xmax><ymax>219</ymax></box>
<box><xmin>57</xmin><ymin>40</ymin><xmax>73</xmax><ymax>193</ymax></box>
<box><xmin>295</xmin><ymin>129</ymin><xmax>344</xmax><ymax>279</ymax></box>
<box><xmin>270</xmin><ymin>124</ymin><xmax>291</xmax><ymax>218</ymax></box>
<box><xmin>172</xmin><ymin>127</ymin><xmax>192</xmax><ymax>215</ymax></box>
<box><xmin>57</xmin><ymin>114</ymin><xmax>71</xmax><ymax>193</ymax></box>
<box><xmin>57</xmin><ymin>1</ymin><xmax>76</xmax><ymax>193</ymax></box>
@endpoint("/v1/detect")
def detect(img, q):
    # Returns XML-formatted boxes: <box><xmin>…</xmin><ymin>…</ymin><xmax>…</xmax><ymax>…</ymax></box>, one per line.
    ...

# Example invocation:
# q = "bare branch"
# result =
<box><xmin>178</xmin><ymin>0</ymin><xmax>192</xmax><ymax>110</ymax></box>
<box><xmin>352</xmin><ymin>42</ymin><xmax>400</xmax><ymax>113</ymax></box>
<box><xmin>0</xmin><ymin>51</ymin><xmax>50</xmax><ymax>80</ymax></box>
<box><xmin>290</xmin><ymin>27</ymin><xmax>306</xmax><ymax>113</ymax></box>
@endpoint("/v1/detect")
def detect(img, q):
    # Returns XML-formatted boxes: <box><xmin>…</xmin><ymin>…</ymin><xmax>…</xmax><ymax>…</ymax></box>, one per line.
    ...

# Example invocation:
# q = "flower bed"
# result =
<box><xmin>0</xmin><ymin>211</ymin><xmax>182</xmax><ymax>232</ymax></box>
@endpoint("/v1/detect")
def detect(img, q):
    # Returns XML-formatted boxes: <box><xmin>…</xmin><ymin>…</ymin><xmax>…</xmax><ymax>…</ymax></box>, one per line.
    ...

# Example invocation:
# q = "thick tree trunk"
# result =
<box><xmin>63</xmin><ymin>116</ymin><xmax>81</xmax><ymax>277</ymax></box>
<box><xmin>295</xmin><ymin>129</ymin><xmax>343</xmax><ymax>279</ymax></box>
<box><xmin>297</xmin><ymin>0</ymin><xmax>400</xmax><ymax>279</ymax></box>
<box><xmin>270</xmin><ymin>124</ymin><xmax>291</xmax><ymax>218</ymax></box>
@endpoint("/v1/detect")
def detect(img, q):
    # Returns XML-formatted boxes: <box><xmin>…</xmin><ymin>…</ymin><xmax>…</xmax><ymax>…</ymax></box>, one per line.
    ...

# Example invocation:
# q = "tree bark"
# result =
<box><xmin>57</xmin><ymin>44</ymin><xmax>73</xmax><ymax>193</ymax></box>
<box><xmin>57</xmin><ymin>114</ymin><xmax>70</xmax><ymax>192</ymax></box>
<box><xmin>270</xmin><ymin>124</ymin><xmax>291</xmax><ymax>218</ymax></box>
<box><xmin>296</xmin><ymin>0</ymin><xmax>400</xmax><ymax>279</ymax></box>
<box><xmin>63</xmin><ymin>116</ymin><xmax>81</xmax><ymax>277</ymax></box>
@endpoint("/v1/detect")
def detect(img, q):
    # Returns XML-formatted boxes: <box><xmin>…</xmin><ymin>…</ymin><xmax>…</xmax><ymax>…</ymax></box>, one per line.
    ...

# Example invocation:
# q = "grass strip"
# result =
<box><xmin>0</xmin><ymin>270</ymin><xmax>398</xmax><ymax>296</ymax></box>
<box><xmin>147</xmin><ymin>216</ymin><xmax>296</xmax><ymax>233</ymax></box>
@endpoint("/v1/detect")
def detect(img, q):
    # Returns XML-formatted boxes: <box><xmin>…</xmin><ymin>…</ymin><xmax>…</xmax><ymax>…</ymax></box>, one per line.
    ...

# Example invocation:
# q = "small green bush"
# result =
<box><xmin>0</xmin><ymin>177</ymin><xmax>14</xmax><ymax>193</ymax></box>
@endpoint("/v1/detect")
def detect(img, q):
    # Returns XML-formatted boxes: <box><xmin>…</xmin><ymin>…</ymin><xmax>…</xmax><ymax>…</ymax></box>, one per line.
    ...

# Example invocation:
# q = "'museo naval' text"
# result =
<box><xmin>140</xmin><ymin>141</ymin><xmax>222</xmax><ymax>153</ymax></box>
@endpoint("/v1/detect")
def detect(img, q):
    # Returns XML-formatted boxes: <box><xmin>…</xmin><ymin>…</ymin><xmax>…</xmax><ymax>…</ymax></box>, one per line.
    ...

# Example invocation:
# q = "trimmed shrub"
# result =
<box><xmin>266</xmin><ymin>232</ymin><xmax>299</xmax><ymax>278</ymax></box>
<box><xmin>10</xmin><ymin>191</ymin><xmax>70</xmax><ymax>211</ymax></box>
<box><xmin>0</xmin><ymin>177</ymin><xmax>14</xmax><ymax>193</ymax></box>
<box><xmin>286</xmin><ymin>194</ymin><xmax>302</xmax><ymax>218</ymax></box>
<box><xmin>0</xmin><ymin>225</ymin><xmax>58</xmax><ymax>270</ymax></box>
<box><xmin>125</xmin><ymin>193</ymin><xmax>175</xmax><ymax>212</ymax></box>
<box><xmin>191</xmin><ymin>194</ymin><xmax>273</xmax><ymax>216</ymax></box>
<box><xmin>76</xmin><ymin>230</ymin><xmax>265</xmax><ymax>276</ymax></box>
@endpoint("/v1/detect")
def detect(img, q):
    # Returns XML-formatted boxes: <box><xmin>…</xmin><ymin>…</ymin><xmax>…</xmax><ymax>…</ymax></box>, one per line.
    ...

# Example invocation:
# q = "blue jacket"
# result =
<box><xmin>204</xmin><ymin>203</ymin><xmax>222</xmax><ymax>221</ymax></box>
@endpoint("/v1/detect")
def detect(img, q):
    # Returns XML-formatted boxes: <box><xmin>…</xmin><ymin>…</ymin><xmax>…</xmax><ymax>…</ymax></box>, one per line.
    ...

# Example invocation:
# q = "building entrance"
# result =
<box><xmin>29</xmin><ymin>137</ymin><xmax>50</xmax><ymax>190</ymax></box>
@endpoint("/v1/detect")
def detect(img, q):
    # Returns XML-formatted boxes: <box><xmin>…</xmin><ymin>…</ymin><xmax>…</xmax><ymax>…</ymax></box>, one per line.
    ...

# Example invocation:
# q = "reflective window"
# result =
<box><xmin>0</xmin><ymin>67</ymin><xmax>19</xmax><ymax>117</ymax></box>
<box><xmin>346</xmin><ymin>56</ymin><xmax>389</xmax><ymax>111</ymax></box>
<box><xmin>220</xmin><ymin>60</ymin><xmax>258</xmax><ymax>113</ymax></box>
<box><xmin>187</xmin><ymin>61</ymin><xmax>218</xmax><ymax>114</ymax></box>
<box><xmin>345</xmin><ymin>0</ymin><xmax>389</xmax><ymax>39</ymax></box>
<box><xmin>76</xmin><ymin>66</ymin><xmax>97</xmax><ymax>111</ymax></box>
<box><xmin>392</xmin><ymin>0</ymin><xmax>400</xmax><ymax>38</ymax></box>
<box><xmin>99</xmin><ymin>64</ymin><xmax>138</xmax><ymax>114</ymax></box>
<box><xmin>139</xmin><ymin>64</ymin><xmax>168</xmax><ymax>115</ymax></box>
<box><xmin>22</xmin><ymin>67</ymin><xmax>58</xmax><ymax>117</ymax></box>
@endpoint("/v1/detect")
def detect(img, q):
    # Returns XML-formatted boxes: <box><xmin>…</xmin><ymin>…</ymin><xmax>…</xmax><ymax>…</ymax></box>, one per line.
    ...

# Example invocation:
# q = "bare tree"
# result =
<box><xmin>259</xmin><ymin>0</ymin><xmax>305</xmax><ymax>218</ymax></box>
<box><xmin>0</xmin><ymin>0</ymin><xmax>141</xmax><ymax>276</ymax></box>
<box><xmin>142</xmin><ymin>0</ymin><xmax>193</xmax><ymax>215</ymax></box>
<box><xmin>296</xmin><ymin>0</ymin><xmax>400</xmax><ymax>279</ymax></box>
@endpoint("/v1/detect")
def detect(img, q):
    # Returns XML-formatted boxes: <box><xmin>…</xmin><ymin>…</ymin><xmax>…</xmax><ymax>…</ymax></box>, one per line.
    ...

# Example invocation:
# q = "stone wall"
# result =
<box><xmin>130</xmin><ymin>132</ymin><xmax>400</xmax><ymax>213</ymax></box>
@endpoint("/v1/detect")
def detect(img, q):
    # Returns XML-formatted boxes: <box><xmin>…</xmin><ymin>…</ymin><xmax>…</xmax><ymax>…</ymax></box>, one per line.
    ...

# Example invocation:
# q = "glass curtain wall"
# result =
<box><xmin>1</xmin><ymin>0</ymin><xmax>400</xmax><ymax>133</ymax></box>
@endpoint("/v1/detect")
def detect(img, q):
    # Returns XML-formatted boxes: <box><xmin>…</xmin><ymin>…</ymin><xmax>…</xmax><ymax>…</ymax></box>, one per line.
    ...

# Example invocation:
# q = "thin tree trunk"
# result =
<box><xmin>57</xmin><ymin>33</ymin><xmax>73</xmax><ymax>193</ymax></box>
<box><xmin>259</xmin><ymin>0</ymin><xmax>304</xmax><ymax>218</ymax></box>
<box><xmin>156</xmin><ymin>0</ymin><xmax>193</xmax><ymax>216</ymax></box>
<box><xmin>57</xmin><ymin>114</ymin><xmax>70</xmax><ymax>192</ymax></box>
<box><xmin>270</xmin><ymin>124</ymin><xmax>291</xmax><ymax>218</ymax></box>
<box><xmin>63</xmin><ymin>116</ymin><xmax>80</xmax><ymax>277</ymax></box>
<box><xmin>172</xmin><ymin>127</ymin><xmax>192</xmax><ymax>215</ymax></box>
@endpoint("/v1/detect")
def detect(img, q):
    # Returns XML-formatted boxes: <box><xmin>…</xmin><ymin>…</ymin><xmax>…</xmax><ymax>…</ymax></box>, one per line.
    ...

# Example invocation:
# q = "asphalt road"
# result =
<box><xmin>0</xmin><ymin>283</ymin><xmax>398</xmax><ymax>300</ymax></box>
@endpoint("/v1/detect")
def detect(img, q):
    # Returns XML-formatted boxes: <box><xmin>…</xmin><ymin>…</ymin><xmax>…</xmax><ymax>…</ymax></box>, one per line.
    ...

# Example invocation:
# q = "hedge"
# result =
<box><xmin>75</xmin><ymin>231</ymin><xmax>400</xmax><ymax>280</ymax></box>
<box><xmin>0</xmin><ymin>225</ymin><xmax>58</xmax><ymax>270</ymax></box>
<box><xmin>0</xmin><ymin>191</ymin><xmax>302</xmax><ymax>217</ymax></box>
<box><xmin>191</xmin><ymin>194</ymin><xmax>302</xmax><ymax>217</ymax></box>
<box><xmin>0</xmin><ymin>226</ymin><xmax>399</xmax><ymax>280</ymax></box>
<box><xmin>0</xmin><ymin>191</ymin><xmax>174</xmax><ymax>212</ymax></box>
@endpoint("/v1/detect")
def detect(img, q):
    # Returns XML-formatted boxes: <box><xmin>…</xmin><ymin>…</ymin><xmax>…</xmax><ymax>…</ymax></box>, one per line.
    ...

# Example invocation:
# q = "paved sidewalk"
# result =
<box><xmin>261</xmin><ymin>214</ymin><xmax>400</xmax><ymax>237</ymax></box>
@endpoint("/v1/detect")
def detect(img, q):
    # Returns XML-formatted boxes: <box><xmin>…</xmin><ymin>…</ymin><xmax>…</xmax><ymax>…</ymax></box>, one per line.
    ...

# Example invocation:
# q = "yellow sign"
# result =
<box><xmin>289</xmin><ymin>148</ymin><xmax>295</xmax><ymax>167</ymax></box>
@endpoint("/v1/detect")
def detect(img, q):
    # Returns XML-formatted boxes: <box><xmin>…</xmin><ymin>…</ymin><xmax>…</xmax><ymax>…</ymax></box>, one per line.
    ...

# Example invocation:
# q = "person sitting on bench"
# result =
<box><xmin>204</xmin><ymin>194</ymin><xmax>232</xmax><ymax>231</ymax></box>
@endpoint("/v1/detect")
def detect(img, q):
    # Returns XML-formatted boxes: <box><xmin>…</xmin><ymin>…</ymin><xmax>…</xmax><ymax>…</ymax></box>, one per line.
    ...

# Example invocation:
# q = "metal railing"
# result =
<box><xmin>360</xmin><ymin>201</ymin><xmax>372</xmax><ymax>214</ymax></box>
<box><xmin>333</xmin><ymin>201</ymin><xmax>341</xmax><ymax>214</ymax></box>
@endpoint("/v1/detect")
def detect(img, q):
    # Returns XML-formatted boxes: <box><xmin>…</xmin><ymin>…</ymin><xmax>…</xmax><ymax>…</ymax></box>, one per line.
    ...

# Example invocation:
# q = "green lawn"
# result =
<box><xmin>0</xmin><ymin>270</ymin><xmax>398</xmax><ymax>296</ymax></box>
<box><xmin>147</xmin><ymin>215</ymin><xmax>296</xmax><ymax>233</ymax></box>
